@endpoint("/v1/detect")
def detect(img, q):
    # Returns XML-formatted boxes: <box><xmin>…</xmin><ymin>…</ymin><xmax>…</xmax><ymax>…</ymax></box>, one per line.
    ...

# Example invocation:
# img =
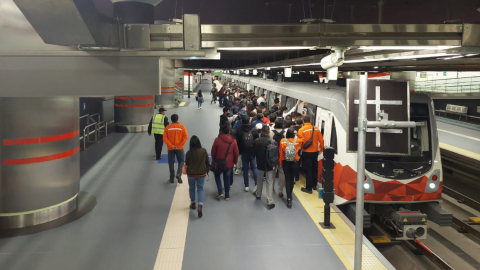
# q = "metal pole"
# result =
<box><xmin>354</xmin><ymin>72</ymin><xmax>368</xmax><ymax>270</ymax></box>
<box><xmin>188</xmin><ymin>71</ymin><xmax>191</xmax><ymax>98</ymax></box>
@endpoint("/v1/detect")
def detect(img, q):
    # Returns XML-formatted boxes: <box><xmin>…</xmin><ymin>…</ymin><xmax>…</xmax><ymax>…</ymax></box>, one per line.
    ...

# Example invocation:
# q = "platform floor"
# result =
<box><xmin>436</xmin><ymin>117</ymin><xmax>480</xmax><ymax>161</ymax></box>
<box><xmin>0</xmin><ymin>81</ymin><xmax>391</xmax><ymax>270</ymax></box>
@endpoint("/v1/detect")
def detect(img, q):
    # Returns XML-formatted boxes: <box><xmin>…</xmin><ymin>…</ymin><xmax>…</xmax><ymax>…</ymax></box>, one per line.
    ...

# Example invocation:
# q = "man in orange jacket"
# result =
<box><xmin>297</xmin><ymin>115</ymin><xmax>324</xmax><ymax>194</ymax></box>
<box><xmin>163</xmin><ymin>114</ymin><xmax>188</xmax><ymax>184</ymax></box>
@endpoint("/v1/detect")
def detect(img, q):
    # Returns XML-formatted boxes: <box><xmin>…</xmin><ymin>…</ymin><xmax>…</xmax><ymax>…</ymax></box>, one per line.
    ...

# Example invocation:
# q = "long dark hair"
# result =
<box><xmin>190</xmin><ymin>135</ymin><xmax>202</xmax><ymax>149</ymax></box>
<box><xmin>197</xmin><ymin>90</ymin><xmax>202</xmax><ymax>96</ymax></box>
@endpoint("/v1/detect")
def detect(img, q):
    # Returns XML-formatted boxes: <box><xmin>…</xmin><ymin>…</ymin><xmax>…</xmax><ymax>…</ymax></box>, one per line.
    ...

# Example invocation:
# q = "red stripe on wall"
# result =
<box><xmin>161</xmin><ymin>87</ymin><xmax>175</xmax><ymax>89</ymax></box>
<box><xmin>131</xmin><ymin>96</ymin><xmax>154</xmax><ymax>100</ymax></box>
<box><xmin>114</xmin><ymin>96</ymin><xmax>130</xmax><ymax>100</ymax></box>
<box><xmin>3</xmin><ymin>146</ymin><xmax>80</xmax><ymax>166</ymax></box>
<box><xmin>115</xmin><ymin>103</ymin><xmax>154</xmax><ymax>108</ymax></box>
<box><xmin>3</xmin><ymin>130</ymin><xmax>80</xmax><ymax>146</ymax></box>
<box><xmin>368</xmin><ymin>72</ymin><xmax>390</xmax><ymax>78</ymax></box>
<box><xmin>175</xmin><ymin>82</ymin><xmax>184</xmax><ymax>85</ymax></box>
<box><xmin>161</xmin><ymin>91</ymin><xmax>175</xmax><ymax>94</ymax></box>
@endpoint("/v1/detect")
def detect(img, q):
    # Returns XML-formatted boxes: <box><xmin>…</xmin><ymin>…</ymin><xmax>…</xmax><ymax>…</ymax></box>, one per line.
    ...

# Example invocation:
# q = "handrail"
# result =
<box><xmin>79</xmin><ymin>114</ymin><xmax>89</xmax><ymax>119</ymax></box>
<box><xmin>83</xmin><ymin>123</ymin><xmax>97</xmax><ymax>150</ymax></box>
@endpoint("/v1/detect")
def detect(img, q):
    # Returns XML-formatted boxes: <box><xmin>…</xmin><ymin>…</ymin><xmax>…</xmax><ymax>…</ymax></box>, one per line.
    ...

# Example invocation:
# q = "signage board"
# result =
<box><xmin>347</xmin><ymin>80</ymin><xmax>410</xmax><ymax>155</ymax></box>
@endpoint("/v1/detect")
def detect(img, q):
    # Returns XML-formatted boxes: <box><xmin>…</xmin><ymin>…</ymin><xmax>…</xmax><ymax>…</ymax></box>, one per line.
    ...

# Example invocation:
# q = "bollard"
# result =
<box><xmin>320</xmin><ymin>147</ymin><xmax>336</xmax><ymax>229</ymax></box>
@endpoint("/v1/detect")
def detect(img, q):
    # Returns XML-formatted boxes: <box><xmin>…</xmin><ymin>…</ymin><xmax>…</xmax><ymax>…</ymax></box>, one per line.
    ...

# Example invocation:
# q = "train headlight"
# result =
<box><xmin>363</xmin><ymin>174</ymin><xmax>375</xmax><ymax>194</ymax></box>
<box><xmin>425</xmin><ymin>169</ymin><xmax>441</xmax><ymax>193</ymax></box>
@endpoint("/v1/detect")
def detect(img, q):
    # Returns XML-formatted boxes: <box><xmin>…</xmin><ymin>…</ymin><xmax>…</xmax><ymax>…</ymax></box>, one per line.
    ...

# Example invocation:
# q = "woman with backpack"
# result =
<box><xmin>279</xmin><ymin>129</ymin><xmax>303</xmax><ymax>208</ymax></box>
<box><xmin>196</xmin><ymin>90</ymin><xmax>204</xmax><ymax>110</ymax></box>
<box><xmin>185</xmin><ymin>136</ymin><xmax>210</xmax><ymax>218</ymax></box>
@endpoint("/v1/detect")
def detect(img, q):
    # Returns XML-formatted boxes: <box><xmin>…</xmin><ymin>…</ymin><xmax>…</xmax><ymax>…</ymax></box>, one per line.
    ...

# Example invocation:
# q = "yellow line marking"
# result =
<box><xmin>179</xmin><ymin>102</ymin><xmax>186</xmax><ymax>107</ymax></box>
<box><xmin>153</xmin><ymin>176</ymin><xmax>190</xmax><ymax>270</ymax></box>
<box><xmin>440</xmin><ymin>142</ymin><xmax>480</xmax><ymax>161</ymax></box>
<box><xmin>0</xmin><ymin>193</ymin><xmax>78</xmax><ymax>217</ymax></box>
<box><xmin>438</xmin><ymin>128</ymin><xmax>480</xmax><ymax>142</ymax></box>
<box><xmin>293</xmin><ymin>178</ymin><xmax>388</xmax><ymax>270</ymax></box>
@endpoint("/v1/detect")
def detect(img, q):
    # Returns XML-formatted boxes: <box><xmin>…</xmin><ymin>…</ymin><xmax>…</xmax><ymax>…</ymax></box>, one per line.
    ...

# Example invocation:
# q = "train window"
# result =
<box><xmin>320</xmin><ymin>120</ymin><xmax>325</xmax><ymax>136</ymax></box>
<box><xmin>330</xmin><ymin>118</ymin><xmax>337</xmax><ymax>151</ymax></box>
<box><xmin>285</xmin><ymin>96</ymin><xmax>295</xmax><ymax>109</ymax></box>
<box><xmin>304</xmin><ymin>103</ymin><xmax>317</xmax><ymax>123</ymax></box>
<box><xmin>268</xmin><ymin>92</ymin><xmax>275</xmax><ymax>107</ymax></box>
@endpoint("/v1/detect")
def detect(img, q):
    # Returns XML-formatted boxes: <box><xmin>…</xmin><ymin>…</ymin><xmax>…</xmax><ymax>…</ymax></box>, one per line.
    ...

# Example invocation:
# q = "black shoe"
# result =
<box><xmin>176</xmin><ymin>175</ymin><xmax>183</xmax><ymax>184</ymax></box>
<box><xmin>256</xmin><ymin>196</ymin><xmax>261</xmax><ymax>200</ymax></box>
<box><xmin>287</xmin><ymin>200</ymin><xmax>292</xmax><ymax>208</ymax></box>
<box><xmin>301</xmin><ymin>187</ymin><xmax>312</xmax><ymax>194</ymax></box>
<box><xmin>169</xmin><ymin>178</ymin><xmax>174</xmax><ymax>183</ymax></box>
<box><xmin>267</xmin><ymin>204</ymin><xmax>275</xmax><ymax>210</ymax></box>
<box><xmin>198</xmin><ymin>205</ymin><xmax>203</xmax><ymax>218</ymax></box>
<box><xmin>156</xmin><ymin>157</ymin><xmax>160</xmax><ymax>160</ymax></box>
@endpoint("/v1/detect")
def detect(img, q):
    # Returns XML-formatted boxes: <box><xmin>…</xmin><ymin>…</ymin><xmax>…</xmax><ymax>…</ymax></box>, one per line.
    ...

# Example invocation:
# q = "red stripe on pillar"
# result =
<box><xmin>3</xmin><ymin>130</ymin><xmax>80</xmax><ymax>146</ymax></box>
<box><xmin>3</xmin><ymin>146</ymin><xmax>80</xmax><ymax>166</ymax></box>
<box><xmin>161</xmin><ymin>91</ymin><xmax>175</xmax><ymax>94</ymax></box>
<box><xmin>131</xmin><ymin>96</ymin><xmax>154</xmax><ymax>100</ymax></box>
<box><xmin>161</xmin><ymin>87</ymin><xmax>175</xmax><ymax>89</ymax></box>
<box><xmin>114</xmin><ymin>96</ymin><xmax>130</xmax><ymax>100</ymax></box>
<box><xmin>115</xmin><ymin>103</ymin><xmax>154</xmax><ymax>108</ymax></box>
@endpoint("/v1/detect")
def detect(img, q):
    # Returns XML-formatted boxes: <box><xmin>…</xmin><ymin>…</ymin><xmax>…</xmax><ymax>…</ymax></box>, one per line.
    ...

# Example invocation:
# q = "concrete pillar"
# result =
<box><xmin>114</xmin><ymin>96</ymin><xmax>155</xmax><ymax>132</ymax></box>
<box><xmin>0</xmin><ymin>97</ymin><xmax>80</xmax><ymax>229</ymax></box>
<box><xmin>156</xmin><ymin>57</ymin><xmax>176</xmax><ymax>108</ymax></box>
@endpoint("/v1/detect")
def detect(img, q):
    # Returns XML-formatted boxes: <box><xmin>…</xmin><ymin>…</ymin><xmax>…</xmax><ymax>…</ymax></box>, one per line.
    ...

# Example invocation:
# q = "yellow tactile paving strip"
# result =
<box><xmin>293</xmin><ymin>177</ymin><xmax>390</xmax><ymax>270</ymax></box>
<box><xmin>440</xmin><ymin>142</ymin><xmax>480</xmax><ymax>161</ymax></box>
<box><xmin>153</xmin><ymin>175</ymin><xmax>190</xmax><ymax>270</ymax></box>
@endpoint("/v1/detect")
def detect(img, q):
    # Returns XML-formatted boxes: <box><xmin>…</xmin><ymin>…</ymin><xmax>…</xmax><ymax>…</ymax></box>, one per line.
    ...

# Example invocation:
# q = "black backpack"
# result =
<box><xmin>240</xmin><ymin>130</ymin><xmax>254</xmax><ymax>149</ymax></box>
<box><xmin>272</xmin><ymin>130</ymin><xmax>285</xmax><ymax>146</ymax></box>
<box><xmin>210</xmin><ymin>141</ymin><xmax>232</xmax><ymax>174</ymax></box>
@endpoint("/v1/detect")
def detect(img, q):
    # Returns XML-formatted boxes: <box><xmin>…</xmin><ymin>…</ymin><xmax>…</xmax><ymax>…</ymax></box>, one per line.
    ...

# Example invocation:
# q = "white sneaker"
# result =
<box><xmin>253</xmin><ymin>185</ymin><xmax>257</xmax><ymax>194</ymax></box>
<box><xmin>244</xmin><ymin>187</ymin><xmax>249</xmax><ymax>192</ymax></box>
<box><xmin>197</xmin><ymin>108</ymin><xmax>200</xmax><ymax>110</ymax></box>
<box><xmin>234</xmin><ymin>170</ymin><xmax>239</xmax><ymax>175</ymax></box>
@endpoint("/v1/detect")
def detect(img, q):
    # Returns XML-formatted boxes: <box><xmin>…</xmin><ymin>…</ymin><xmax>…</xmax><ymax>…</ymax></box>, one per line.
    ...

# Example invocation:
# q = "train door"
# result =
<box><xmin>316</xmin><ymin>108</ymin><xmax>332</xmax><ymax>160</ymax></box>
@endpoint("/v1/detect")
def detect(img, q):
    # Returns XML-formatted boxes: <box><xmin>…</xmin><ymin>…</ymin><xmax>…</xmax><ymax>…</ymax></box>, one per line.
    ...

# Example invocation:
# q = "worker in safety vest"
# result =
<box><xmin>148</xmin><ymin>108</ymin><xmax>170</xmax><ymax>160</ymax></box>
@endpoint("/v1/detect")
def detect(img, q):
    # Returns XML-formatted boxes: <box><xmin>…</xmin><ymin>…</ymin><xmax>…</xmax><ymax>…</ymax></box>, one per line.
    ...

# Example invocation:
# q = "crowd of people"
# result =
<box><xmin>148</xmin><ymin>80</ymin><xmax>324</xmax><ymax>218</ymax></box>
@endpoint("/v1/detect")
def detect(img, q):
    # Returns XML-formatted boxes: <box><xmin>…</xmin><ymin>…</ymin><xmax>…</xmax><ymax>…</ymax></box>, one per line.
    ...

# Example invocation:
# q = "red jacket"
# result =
<box><xmin>211</xmin><ymin>134</ymin><xmax>239</xmax><ymax>169</ymax></box>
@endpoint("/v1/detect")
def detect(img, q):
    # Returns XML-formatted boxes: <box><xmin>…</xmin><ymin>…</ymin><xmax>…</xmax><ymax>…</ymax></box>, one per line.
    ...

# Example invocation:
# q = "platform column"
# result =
<box><xmin>155</xmin><ymin>57</ymin><xmax>176</xmax><ymax>108</ymax></box>
<box><xmin>114</xmin><ymin>96</ymin><xmax>155</xmax><ymax>132</ymax></box>
<box><xmin>0</xmin><ymin>97</ymin><xmax>80</xmax><ymax>229</ymax></box>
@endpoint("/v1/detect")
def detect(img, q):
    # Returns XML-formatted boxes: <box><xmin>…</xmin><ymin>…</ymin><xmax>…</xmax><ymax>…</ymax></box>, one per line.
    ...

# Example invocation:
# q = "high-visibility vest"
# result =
<box><xmin>152</xmin><ymin>114</ymin><xmax>165</xmax><ymax>135</ymax></box>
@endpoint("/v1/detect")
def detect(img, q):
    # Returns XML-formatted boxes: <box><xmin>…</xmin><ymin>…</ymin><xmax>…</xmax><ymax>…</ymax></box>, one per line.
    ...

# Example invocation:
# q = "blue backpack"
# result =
<box><xmin>266</xmin><ymin>140</ymin><xmax>279</xmax><ymax>168</ymax></box>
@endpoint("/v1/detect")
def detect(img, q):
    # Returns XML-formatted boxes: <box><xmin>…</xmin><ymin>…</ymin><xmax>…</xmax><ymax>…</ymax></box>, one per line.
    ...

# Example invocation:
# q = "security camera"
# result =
<box><xmin>320</xmin><ymin>47</ymin><xmax>348</xmax><ymax>70</ymax></box>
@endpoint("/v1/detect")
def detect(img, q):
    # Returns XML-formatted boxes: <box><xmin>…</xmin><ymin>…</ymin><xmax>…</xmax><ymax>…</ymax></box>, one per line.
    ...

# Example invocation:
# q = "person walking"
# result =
<box><xmin>270</xmin><ymin>119</ymin><xmax>286</xmax><ymax>197</ymax></box>
<box><xmin>236</xmin><ymin>115</ymin><xmax>259</xmax><ymax>192</ymax></box>
<box><xmin>196</xmin><ymin>90</ymin><xmax>204</xmax><ymax>109</ymax></box>
<box><xmin>185</xmin><ymin>136</ymin><xmax>210</xmax><ymax>218</ymax></box>
<box><xmin>148</xmin><ymin>108</ymin><xmax>170</xmax><ymax>160</ymax></box>
<box><xmin>163</xmin><ymin>114</ymin><xmax>188</xmax><ymax>184</ymax></box>
<box><xmin>279</xmin><ymin>129</ymin><xmax>303</xmax><ymax>208</ymax></box>
<box><xmin>219</xmin><ymin>107</ymin><xmax>230</xmax><ymax>128</ymax></box>
<box><xmin>211</xmin><ymin>85</ymin><xmax>218</xmax><ymax>104</ymax></box>
<box><xmin>211</xmin><ymin>124</ymin><xmax>239</xmax><ymax>201</ymax></box>
<box><xmin>253</xmin><ymin>125</ymin><xmax>276</xmax><ymax>209</ymax></box>
<box><xmin>297</xmin><ymin>115</ymin><xmax>324</xmax><ymax>194</ymax></box>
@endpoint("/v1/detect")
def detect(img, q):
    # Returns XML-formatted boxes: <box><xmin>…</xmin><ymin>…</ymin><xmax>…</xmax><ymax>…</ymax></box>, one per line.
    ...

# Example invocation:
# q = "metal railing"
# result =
<box><xmin>79</xmin><ymin>114</ymin><xmax>112</xmax><ymax>150</ymax></box>
<box><xmin>174</xmin><ymin>86</ymin><xmax>184</xmax><ymax>102</ymax></box>
<box><xmin>415</xmin><ymin>76</ymin><xmax>480</xmax><ymax>94</ymax></box>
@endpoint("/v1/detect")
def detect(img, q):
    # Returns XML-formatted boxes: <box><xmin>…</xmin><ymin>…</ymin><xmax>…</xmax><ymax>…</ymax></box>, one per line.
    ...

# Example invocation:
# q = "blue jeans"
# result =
<box><xmin>197</xmin><ymin>99</ymin><xmax>202</xmax><ymax>108</ymax></box>
<box><xmin>241</xmin><ymin>153</ymin><xmax>258</xmax><ymax>187</ymax></box>
<box><xmin>215</xmin><ymin>168</ymin><xmax>232</xmax><ymax>197</ymax></box>
<box><xmin>188</xmin><ymin>176</ymin><xmax>205</xmax><ymax>205</ymax></box>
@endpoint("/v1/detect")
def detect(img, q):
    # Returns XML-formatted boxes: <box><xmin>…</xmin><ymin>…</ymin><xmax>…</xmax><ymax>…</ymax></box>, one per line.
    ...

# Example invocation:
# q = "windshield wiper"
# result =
<box><xmin>365</xmin><ymin>157</ymin><xmax>423</xmax><ymax>176</ymax></box>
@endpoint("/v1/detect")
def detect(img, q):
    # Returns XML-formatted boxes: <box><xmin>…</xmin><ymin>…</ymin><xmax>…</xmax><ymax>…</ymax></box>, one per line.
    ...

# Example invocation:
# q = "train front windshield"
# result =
<box><xmin>365</xmin><ymin>103</ymin><xmax>433</xmax><ymax>180</ymax></box>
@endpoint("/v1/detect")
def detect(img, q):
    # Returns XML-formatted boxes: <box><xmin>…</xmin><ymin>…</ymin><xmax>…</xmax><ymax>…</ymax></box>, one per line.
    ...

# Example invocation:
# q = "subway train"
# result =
<box><xmin>221</xmin><ymin>74</ymin><xmax>452</xmax><ymax>240</ymax></box>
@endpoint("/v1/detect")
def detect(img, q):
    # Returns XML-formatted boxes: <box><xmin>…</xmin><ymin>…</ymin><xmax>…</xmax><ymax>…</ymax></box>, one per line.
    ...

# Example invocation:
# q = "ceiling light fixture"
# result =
<box><xmin>217</xmin><ymin>46</ymin><xmax>314</xmax><ymax>51</ymax></box>
<box><xmin>343</xmin><ymin>53</ymin><xmax>459</xmax><ymax>63</ymax></box>
<box><xmin>443</xmin><ymin>55</ymin><xmax>465</xmax><ymax>60</ymax></box>
<box><xmin>358</xmin><ymin>46</ymin><xmax>460</xmax><ymax>50</ymax></box>
<box><xmin>466</xmin><ymin>53</ymin><xmax>480</xmax><ymax>57</ymax></box>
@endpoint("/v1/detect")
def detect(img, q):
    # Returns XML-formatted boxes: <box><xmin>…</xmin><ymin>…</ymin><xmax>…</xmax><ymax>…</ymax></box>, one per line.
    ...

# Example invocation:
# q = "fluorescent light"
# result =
<box><xmin>466</xmin><ymin>54</ymin><xmax>479</xmax><ymax>57</ymax></box>
<box><xmin>293</xmin><ymin>63</ymin><xmax>320</xmax><ymax>67</ymax></box>
<box><xmin>344</xmin><ymin>58</ymin><xmax>389</xmax><ymax>63</ymax></box>
<box><xmin>253</xmin><ymin>69</ymin><xmax>258</xmax><ymax>75</ymax></box>
<box><xmin>374</xmin><ymin>66</ymin><xmax>379</xmax><ymax>69</ymax></box>
<box><xmin>245</xmin><ymin>70</ymin><xmax>250</xmax><ymax>75</ymax></box>
<box><xmin>443</xmin><ymin>55</ymin><xmax>464</xmax><ymax>60</ymax></box>
<box><xmin>359</xmin><ymin>46</ymin><xmax>460</xmax><ymax>50</ymax></box>
<box><xmin>218</xmin><ymin>46</ymin><xmax>313</xmax><ymax>51</ymax></box>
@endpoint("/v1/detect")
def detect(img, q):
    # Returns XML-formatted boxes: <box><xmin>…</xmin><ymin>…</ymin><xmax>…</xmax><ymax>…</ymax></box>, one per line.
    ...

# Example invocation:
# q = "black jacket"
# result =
<box><xmin>219</xmin><ymin>114</ymin><xmax>229</xmax><ymax>127</ymax></box>
<box><xmin>236</xmin><ymin>124</ymin><xmax>259</xmax><ymax>155</ymax></box>
<box><xmin>148</xmin><ymin>114</ymin><xmax>170</xmax><ymax>134</ymax></box>
<box><xmin>253</xmin><ymin>135</ymin><xmax>274</xmax><ymax>171</ymax></box>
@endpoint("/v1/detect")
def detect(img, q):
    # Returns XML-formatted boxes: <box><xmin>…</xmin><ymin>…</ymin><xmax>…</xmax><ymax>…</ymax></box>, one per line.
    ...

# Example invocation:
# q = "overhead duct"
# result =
<box><xmin>12</xmin><ymin>0</ymin><xmax>119</xmax><ymax>47</ymax></box>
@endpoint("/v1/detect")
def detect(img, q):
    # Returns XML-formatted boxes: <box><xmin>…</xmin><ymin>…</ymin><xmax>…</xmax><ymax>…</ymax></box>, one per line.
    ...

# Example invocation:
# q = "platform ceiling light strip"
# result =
<box><xmin>343</xmin><ymin>53</ymin><xmax>459</xmax><ymax>63</ymax></box>
<box><xmin>359</xmin><ymin>46</ymin><xmax>461</xmax><ymax>50</ymax></box>
<box><xmin>217</xmin><ymin>46</ymin><xmax>314</xmax><ymax>51</ymax></box>
<box><xmin>443</xmin><ymin>55</ymin><xmax>465</xmax><ymax>60</ymax></box>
